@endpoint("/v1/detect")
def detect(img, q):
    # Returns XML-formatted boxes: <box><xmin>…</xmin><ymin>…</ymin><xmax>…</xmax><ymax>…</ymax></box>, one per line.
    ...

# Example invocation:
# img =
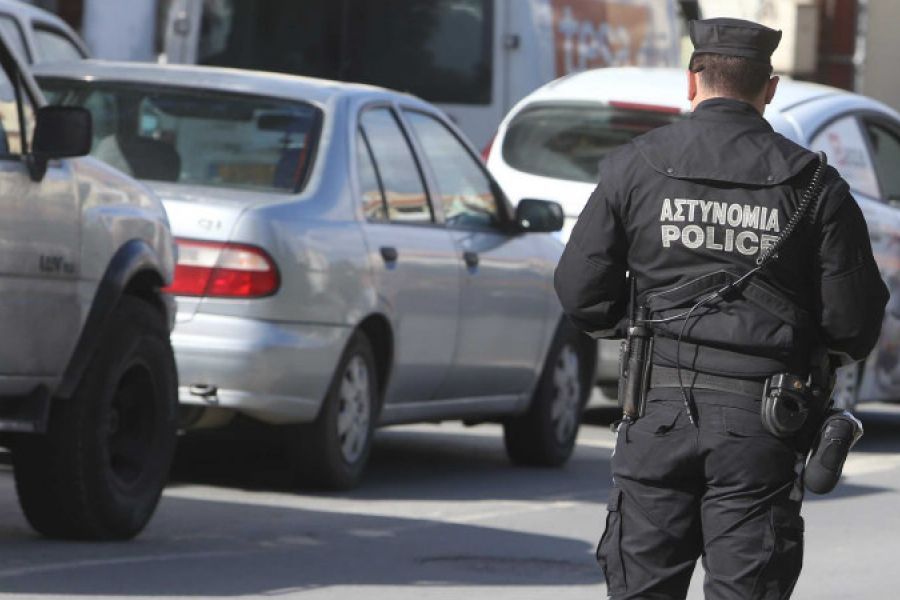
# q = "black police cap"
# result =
<box><xmin>689</xmin><ymin>18</ymin><xmax>782</xmax><ymax>65</ymax></box>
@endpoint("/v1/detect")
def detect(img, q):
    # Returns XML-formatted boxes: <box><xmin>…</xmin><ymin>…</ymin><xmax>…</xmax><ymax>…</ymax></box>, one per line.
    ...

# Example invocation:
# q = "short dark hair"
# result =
<box><xmin>689</xmin><ymin>54</ymin><xmax>773</xmax><ymax>100</ymax></box>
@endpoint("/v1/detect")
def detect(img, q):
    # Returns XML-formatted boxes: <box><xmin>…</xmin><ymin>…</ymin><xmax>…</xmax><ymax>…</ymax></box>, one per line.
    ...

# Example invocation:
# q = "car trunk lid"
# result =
<box><xmin>149</xmin><ymin>182</ymin><xmax>288</xmax><ymax>322</ymax></box>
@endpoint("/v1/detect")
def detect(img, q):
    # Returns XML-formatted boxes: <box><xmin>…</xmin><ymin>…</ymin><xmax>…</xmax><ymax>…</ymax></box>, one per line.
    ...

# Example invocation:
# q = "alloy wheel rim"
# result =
<box><xmin>550</xmin><ymin>344</ymin><xmax>581</xmax><ymax>444</ymax></box>
<box><xmin>337</xmin><ymin>355</ymin><xmax>371</xmax><ymax>464</ymax></box>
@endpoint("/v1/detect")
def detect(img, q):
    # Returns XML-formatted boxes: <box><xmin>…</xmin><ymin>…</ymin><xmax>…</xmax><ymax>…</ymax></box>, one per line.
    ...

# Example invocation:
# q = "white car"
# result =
<box><xmin>487</xmin><ymin>67</ymin><xmax>900</xmax><ymax>408</ymax></box>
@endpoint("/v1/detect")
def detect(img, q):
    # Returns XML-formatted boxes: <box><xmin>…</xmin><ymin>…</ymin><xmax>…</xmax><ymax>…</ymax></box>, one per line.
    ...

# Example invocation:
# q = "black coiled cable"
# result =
<box><xmin>755</xmin><ymin>151</ymin><xmax>828</xmax><ymax>269</ymax></box>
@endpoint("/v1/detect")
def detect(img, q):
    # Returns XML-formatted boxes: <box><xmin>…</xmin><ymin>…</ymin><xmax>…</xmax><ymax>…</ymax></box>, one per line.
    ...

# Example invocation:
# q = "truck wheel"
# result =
<box><xmin>504</xmin><ymin>323</ymin><xmax>590</xmax><ymax>467</ymax></box>
<box><xmin>12</xmin><ymin>296</ymin><xmax>177</xmax><ymax>540</ymax></box>
<box><xmin>289</xmin><ymin>332</ymin><xmax>377</xmax><ymax>490</ymax></box>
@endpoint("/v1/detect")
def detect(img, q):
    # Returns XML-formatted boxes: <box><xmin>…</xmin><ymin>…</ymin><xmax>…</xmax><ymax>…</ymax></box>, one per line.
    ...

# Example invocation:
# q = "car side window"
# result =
<box><xmin>811</xmin><ymin>115</ymin><xmax>880</xmax><ymax>199</ymax></box>
<box><xmin>0</xmin><ymin>59</ymin><xmax>34</xmax><ymax>157</ymax></box>
<box><xmin>0</xmin><ymin>15</ymin><xmax>29</xmax><ymax>63</ymax></box>
<box><xmin>33</xmin><ymin>27</ymin><xmax>84</xmax><ymax>63</ymax></box>
<box><xmin>359</xmin><ymin>108</ymin><xmax>432</xmax><ymax>224</ymax></box>
<box><xmin>863</xmin><ymin>120</ymin><xmax>900</xmax><ymax>205</ymax></box>
<box><xmin>355</xmin><ymin>128</ymin><xmax>388</xmax><ymax>221</ymax></box>
<box><xmin>404</xmin><ymin>110</ymin><xmax>501</xmax><ymax>230</ymax></box>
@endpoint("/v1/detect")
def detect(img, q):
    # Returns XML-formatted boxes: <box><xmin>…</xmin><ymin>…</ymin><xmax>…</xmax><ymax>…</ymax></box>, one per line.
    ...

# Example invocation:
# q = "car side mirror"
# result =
<box><xmin>27</xmin><ymin>106</ymin><xmax>92</xmax><ymax>181</ymax></box>
<box><xmin>515</xmin><ymin>198</ymin><xmax>564</xmax><ymax>233</ymax></box>
<box><xmin>33</xmin><ymin>106</ymin><xmax>92</xmax><ymax>158</ymax></box>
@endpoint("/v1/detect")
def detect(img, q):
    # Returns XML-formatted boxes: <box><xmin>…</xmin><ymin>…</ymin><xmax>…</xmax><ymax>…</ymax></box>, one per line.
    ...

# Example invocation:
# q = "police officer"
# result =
<box><xmin>555</xmin><ymin>18</ymin><xmax>889</xmax><ymax>600</ymax></box>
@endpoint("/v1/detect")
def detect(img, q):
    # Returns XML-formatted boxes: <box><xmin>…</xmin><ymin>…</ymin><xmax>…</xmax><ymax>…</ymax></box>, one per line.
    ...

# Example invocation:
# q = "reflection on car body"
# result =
<box><xmin>35</xmin><ymin>60</ymin><xmax>596</xmax><ymax>489</ymax></box>
<box><xmin>488</xmin><ymin>67</ymin><xmax>900</xmax><ymax>408</ymax></box>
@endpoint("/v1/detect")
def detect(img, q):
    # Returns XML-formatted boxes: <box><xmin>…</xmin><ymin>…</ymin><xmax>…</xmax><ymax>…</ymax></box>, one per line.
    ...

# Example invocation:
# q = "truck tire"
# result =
<box><xmin>12</xmin><ymin>296</ymin><xmax>177</xmax><ymax>540</ymax></box>
<box><xmin>504</xmin><ymin>322</ymin><xmax>591</xmax><ymax>467</ymax></box>
<box><xmin>288</xmin><ymin>332</ymin><xmax>377</xmax><ymax>490</ymax></box>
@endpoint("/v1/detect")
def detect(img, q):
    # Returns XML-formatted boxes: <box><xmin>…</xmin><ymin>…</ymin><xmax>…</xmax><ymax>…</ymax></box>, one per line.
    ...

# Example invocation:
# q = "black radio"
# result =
<box><xmin>760</xmin><ymin>373</ymin><xmax>811</xmax><ymax>438</ymax></box>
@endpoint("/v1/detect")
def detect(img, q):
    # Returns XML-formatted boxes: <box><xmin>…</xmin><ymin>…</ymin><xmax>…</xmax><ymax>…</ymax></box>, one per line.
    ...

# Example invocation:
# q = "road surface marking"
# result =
<box><xmin>382</xmin><ymin>423</ymin><xmax>617</xmax><ymax>449</ymax></box>
<box><xmin>842</xmin><ymin>452</ymin><xmax>900</xmax><ymax>478</ymax></box>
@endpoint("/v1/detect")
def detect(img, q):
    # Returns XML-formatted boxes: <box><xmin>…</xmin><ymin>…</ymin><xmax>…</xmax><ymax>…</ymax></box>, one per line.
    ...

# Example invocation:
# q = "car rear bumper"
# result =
<box><xmin>171</xmin><ymin>311</ymin><xmax>351</xmax><ymax>425</ymax></box>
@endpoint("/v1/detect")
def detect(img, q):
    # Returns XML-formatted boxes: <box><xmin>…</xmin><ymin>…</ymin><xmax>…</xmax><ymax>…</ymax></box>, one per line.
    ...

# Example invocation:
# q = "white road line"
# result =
<box><xmin>446</xmin><ymin>500</ymin><xmax>582</xmax><ymax>525</ymax></box>
<box><xmin>381</xmin><ymin>423</ymin><xmax>617</xmax><ymax>449</ymax></box>
<box><xmin>161</xmin><ymin>486</ymin><xmax>602</xmax><ymax>531</ymax></box>
<box><xmin>577</xmin><ymin>438</ymin><xmax>617</xmax><ymax>449</ymax></box>
<box><xmin>842</xmin><ymin>452</ymin><xmax>900</xmax><ymax>478</ymax></box>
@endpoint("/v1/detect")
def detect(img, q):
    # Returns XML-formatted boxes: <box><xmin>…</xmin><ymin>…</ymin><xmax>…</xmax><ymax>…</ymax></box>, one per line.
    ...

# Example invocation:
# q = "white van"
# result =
<box><xmin>0</xmin><ymin>0</ymin><xmax>87</xmax><ymax>64</ymax></box>
<box><xmin>160</xmin><ymin>0</ymin><xmax>691</xmax><ymax>149</ymax></box>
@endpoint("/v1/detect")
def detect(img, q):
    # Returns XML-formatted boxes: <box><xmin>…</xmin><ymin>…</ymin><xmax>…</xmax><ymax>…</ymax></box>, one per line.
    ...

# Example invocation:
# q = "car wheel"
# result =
<box><xmin>504</xmin><ymin>322</ymin><xmax>590</xmax><ymax>467</ymax></box>
<box><xmin>289</xmin><ymin>332</ymin><xmax>377</xmax><ymax>490</ymax></box>
<box><xmin>12</xmin><ymin>296</ymin><xmax>177</xmax><ymax>540</ymax></box>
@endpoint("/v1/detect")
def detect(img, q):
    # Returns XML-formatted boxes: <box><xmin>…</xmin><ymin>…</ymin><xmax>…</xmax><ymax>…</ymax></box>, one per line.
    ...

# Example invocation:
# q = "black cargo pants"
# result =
<box><xmin>597</xmin><ymin>390</ymin><xmax>810</xmax><ymax>599</ymax></box>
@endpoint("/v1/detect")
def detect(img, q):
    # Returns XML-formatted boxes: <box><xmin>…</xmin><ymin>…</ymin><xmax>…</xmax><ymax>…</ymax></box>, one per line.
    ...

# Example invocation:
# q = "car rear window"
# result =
<box><xmin>501</xmin><ymin>103</ymin><xmax>682</xmax><ymax>183</ymax></box>
<box><xmin>39</xmin><ymin>78</ymin><xmax>321</xmax><ymax>193</ymax></box>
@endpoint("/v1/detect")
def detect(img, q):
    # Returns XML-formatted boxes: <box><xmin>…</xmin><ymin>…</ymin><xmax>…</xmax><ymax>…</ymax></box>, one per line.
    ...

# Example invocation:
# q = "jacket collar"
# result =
<box><xmin>632</xmin><ymin>97</ymin><xmax>815</xmax><ymax>186</ymax></box>
<box><xmin>690</xmin><ymin>97</ymin><xmax>772</xmax><ymax>131</ymax></box>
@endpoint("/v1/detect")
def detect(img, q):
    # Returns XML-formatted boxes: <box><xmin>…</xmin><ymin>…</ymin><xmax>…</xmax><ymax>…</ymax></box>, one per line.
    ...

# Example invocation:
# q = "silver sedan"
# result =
<box><xmin>36</xmin><ymin>61</ymin><xmax>596</xmax><ymax>489</ymax></box>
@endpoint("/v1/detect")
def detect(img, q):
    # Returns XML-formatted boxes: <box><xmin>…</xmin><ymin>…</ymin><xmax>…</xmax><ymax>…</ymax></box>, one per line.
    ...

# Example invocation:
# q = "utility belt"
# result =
<box><xmin>649</xmin><ymin>364</ymin><xmax>829</xmax><ymax>437</ymax></box>
<box><xmin>618</xmin><ymin>332</ymin><xmax>831</xmax><ymax>438</ymax></box>
<box><xmin>619</xmin><ymin>345</ymin><xmax>864</xmax><ymax>497</ymax></box>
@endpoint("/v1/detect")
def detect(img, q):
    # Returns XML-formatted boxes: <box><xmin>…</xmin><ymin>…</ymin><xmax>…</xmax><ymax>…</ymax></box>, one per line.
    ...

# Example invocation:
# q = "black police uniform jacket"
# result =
<box><xmin>555</xmin><ymin>98</ymin><xmax>889</xmax><ymax>377</ymax></box>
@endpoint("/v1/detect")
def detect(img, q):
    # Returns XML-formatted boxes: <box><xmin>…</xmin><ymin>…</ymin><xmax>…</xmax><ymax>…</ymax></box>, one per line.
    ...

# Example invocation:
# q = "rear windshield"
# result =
<box><xmin>39</xmin><ymin>78</ymin><xmax>321</xmax><ymax>193</ymax></box>
<box><xmin>501</xmin><ymin>104</ymin><xmax>683</xmax><ymax>184</ymax></box>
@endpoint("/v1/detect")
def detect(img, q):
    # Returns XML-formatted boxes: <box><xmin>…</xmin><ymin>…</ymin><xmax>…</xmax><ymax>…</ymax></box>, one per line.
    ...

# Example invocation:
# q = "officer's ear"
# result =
<box><xmin>764</xmin><ymin>75</ymin><xmax>780</xmax><ymax>105</ymax></box>
<box><xmin>687</xmin><ymin>69</ymin><xmax>698</xmax><ymax>102</ymax></box>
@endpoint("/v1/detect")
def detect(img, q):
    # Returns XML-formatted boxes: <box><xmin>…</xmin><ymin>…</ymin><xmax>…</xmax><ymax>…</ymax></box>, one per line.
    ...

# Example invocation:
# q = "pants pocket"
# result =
<box><xmin>754</xmin><ymin>501</ymin><xmax>805</xmax><ymax>599</ymax></box>
<box><xmin>597</xmin><ymin>487</ymin><xmax>626</xmax><ymax>594</ymax></box>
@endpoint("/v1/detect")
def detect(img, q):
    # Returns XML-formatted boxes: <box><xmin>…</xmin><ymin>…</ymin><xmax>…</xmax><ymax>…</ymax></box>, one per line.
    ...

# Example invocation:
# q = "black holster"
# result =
<box><xmin>618</xmin><ymin>307</ymin><xmax>653</xmax><ymax>420</ymax></box>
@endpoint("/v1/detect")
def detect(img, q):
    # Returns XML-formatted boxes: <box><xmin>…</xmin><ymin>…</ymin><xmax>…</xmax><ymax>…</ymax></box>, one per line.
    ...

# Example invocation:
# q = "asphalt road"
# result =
<box><xmin>1</xmin><ymin>402</ymin><xmax>899</xmax><ymax>599</ymax></box>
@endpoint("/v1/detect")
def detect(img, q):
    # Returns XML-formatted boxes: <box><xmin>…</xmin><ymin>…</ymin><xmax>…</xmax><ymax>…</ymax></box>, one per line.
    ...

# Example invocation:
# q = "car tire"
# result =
<box><xmin>289</xmin><ymin>332</ymin><xmax>378</xmax><ymax>490</ymax></box>
<box><xmin>504</xmin><ymin>322</ymin><xmax>590</xmax><ymax>467</ymax></box>
<box><xmin>11</xmin><ymin>296</ymin><xmax>177</xmax><ymax>540</ymax></box>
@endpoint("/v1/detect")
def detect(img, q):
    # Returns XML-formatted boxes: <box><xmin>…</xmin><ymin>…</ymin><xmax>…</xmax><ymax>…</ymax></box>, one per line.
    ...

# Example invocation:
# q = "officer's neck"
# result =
<box><xmin>688</xmin><ymin>71</ymin><xmax>772</xmax><ymax>114</ymax></box>
<box><xmin>690</xmin><ymin>92</ymin><xmax>766</xmax><ymax>115</ymax></box>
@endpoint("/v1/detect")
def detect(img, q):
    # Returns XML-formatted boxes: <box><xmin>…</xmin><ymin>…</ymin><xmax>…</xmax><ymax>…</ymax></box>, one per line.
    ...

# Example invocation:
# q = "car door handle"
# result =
<box><xmin>380</xmin><ymin>246</ymin><xmax>398</xmax><ymax>263</ymax></box>
<box><xmin>463</xmin><ymin>251</ymin><xmax>479</xmax><ymax>268</ymax></box>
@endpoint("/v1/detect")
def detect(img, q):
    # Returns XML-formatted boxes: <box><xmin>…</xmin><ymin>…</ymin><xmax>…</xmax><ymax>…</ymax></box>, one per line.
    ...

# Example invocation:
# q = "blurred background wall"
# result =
<box><xmin>18</xmin><ymin>0</ymin><xmax>900</xmax><ymax>112</ymax></box>
<box><xmin>860</xmin><ymin>0</ymin><xmax>900</xmax><ymax>112</ymax></box>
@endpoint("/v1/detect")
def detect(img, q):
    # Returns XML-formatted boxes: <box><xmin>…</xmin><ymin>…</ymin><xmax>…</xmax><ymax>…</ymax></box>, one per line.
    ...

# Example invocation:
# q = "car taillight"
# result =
<box><xmin>166</xmin><ymin>239</ymin><xmax>280</xmax><ymax>298</ymax></box>
<box><xmin>608</xmin><ymin>100</ymin><xmax>682</xmax><ymax>115</ymax></box>
<box><xmin>481</xmin><ymin>133</ymin><xmax>495</xmax><ymax>163</ymax></box>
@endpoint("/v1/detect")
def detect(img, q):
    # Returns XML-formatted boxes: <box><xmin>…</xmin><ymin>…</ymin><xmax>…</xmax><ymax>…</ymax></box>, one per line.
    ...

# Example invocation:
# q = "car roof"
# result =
<box><xmin>32</xmin><ymin>59</ymin><xmax>424</xmax><ymax>108</ymax></box>
<box><xmin>523</xmin><ymin>67</ymin><xmax>857</xmax><ymax>116</ymax></box>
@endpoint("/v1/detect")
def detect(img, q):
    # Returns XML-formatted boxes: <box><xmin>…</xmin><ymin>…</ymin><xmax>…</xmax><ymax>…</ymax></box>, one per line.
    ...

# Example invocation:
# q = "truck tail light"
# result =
<box><xmin>167</xmin><ymin>239</ymin><xmax>280</xmax><ymax>298</ymax></box>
